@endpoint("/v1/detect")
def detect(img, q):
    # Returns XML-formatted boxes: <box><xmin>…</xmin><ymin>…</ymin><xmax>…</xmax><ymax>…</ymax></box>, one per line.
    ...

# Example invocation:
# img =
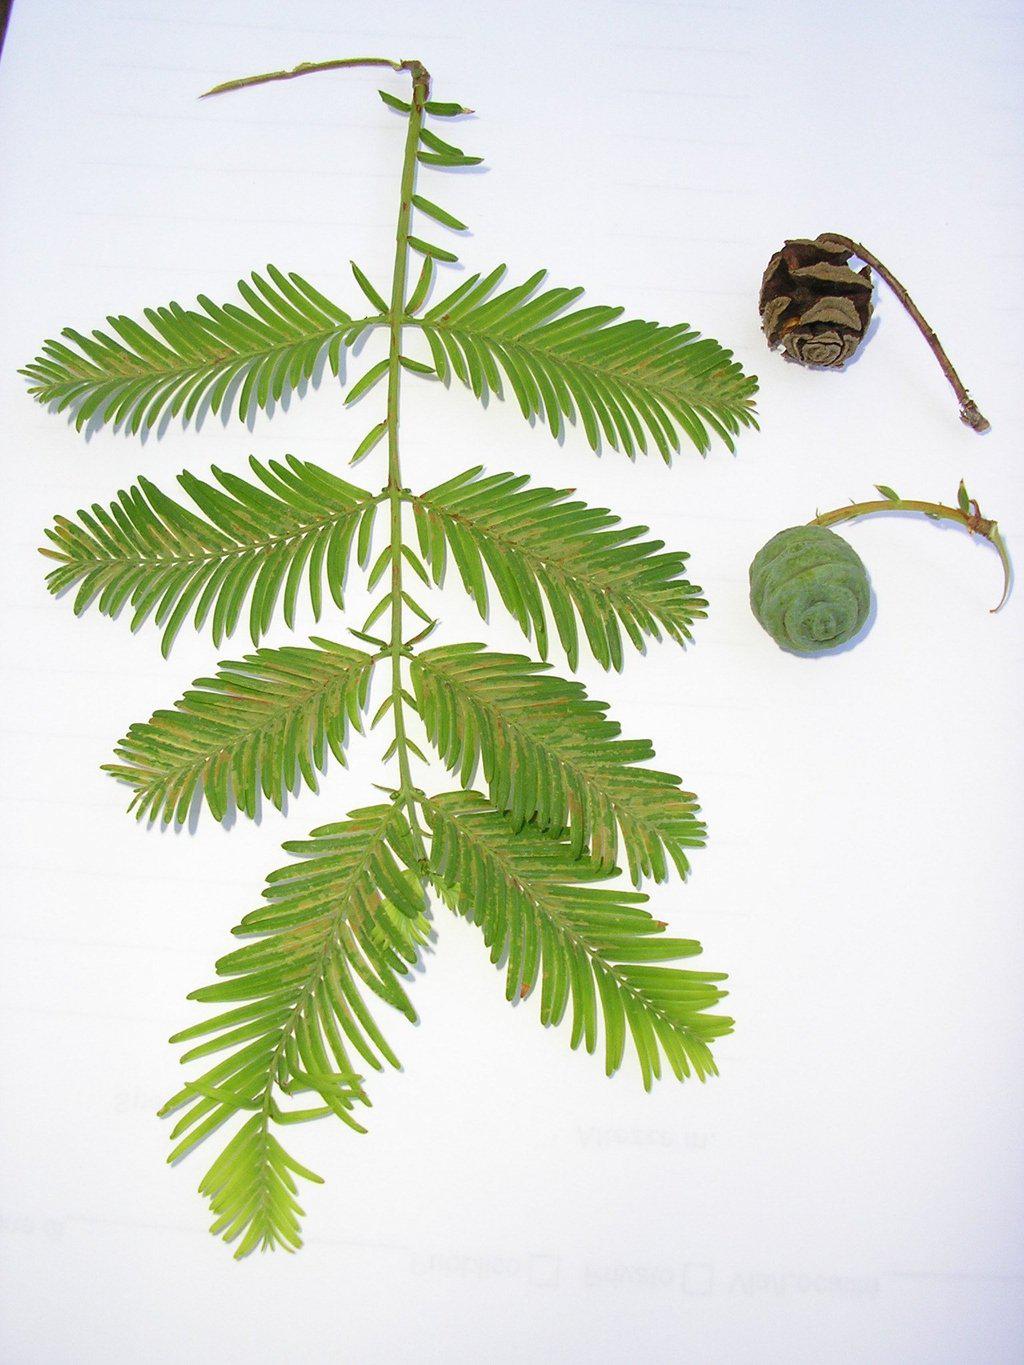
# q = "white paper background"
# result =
<box><xmin>1</xmin><ymin>2</ymin><xmax>1022</xmax><ymax>1361</ymax></box>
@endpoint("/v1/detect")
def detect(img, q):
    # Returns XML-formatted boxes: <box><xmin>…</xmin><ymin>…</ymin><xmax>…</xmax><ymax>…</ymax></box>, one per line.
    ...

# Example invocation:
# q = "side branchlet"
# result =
<box><xmin>813</xmin><ymin>480</ymin><xmax>1010</xmax><ymax>613</ymax></box>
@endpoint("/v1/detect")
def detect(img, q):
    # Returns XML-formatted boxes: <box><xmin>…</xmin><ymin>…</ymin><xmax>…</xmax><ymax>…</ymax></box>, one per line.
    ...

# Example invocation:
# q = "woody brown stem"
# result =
<box><xmin>819</xmin><ymin>233</ymin><xmax>990</xmax><ymax>434</ymax></box>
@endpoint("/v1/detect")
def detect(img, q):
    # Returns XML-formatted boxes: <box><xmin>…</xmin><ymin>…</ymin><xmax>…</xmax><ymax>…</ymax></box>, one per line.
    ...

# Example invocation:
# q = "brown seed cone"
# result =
<box><xmin>759</xmin><ymin>235</ymin><xmax>874</xmax><ymax>368</ymax></box>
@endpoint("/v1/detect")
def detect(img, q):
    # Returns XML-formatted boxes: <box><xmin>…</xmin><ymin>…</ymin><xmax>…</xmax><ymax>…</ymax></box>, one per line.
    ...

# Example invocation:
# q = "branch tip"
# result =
<box><xmin>960</xmin><ymin>399</ymin><xmax>991</xmax><ymax>434</ymax></box>
<box><xmin>199</xmin><ymin>56</ymin><xmax>430</xmax><ymax>102</ymax></box>
<box><xmin>988</xmin><ymin>525</ymin><xmax>1012</xmax><ymax>613</ymax></box>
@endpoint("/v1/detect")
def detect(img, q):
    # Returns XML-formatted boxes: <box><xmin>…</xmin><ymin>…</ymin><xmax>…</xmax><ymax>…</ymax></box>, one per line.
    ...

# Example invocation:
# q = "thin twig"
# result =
<box><xmin>200</xmin><ymin>57</ymin><xmax>430</xmax><ymax>101</ymax></box>
<box><xmin>811</xmin><ymin>485</ymin><xmax>1010</xmax><ymax>611</ymax></box>
<box><xmin>819</xmin><ymin>233</ymin><xmax>989</xmax><ymax>434</ymax></box>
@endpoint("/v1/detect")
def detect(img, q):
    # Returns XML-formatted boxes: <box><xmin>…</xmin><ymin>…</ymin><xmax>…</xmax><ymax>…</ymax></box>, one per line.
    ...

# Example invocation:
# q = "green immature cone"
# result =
<box><xmin>749</xmin><ymin>525</ymin><xmax>870</xmax><ymax>655</ymax></box>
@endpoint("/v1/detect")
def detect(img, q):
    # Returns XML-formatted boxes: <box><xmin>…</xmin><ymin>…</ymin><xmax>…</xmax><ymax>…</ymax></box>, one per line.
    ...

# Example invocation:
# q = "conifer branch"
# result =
<box><xmin>26</xmin><ymin>54</ymin><xmax>759</xmax><ymax>1256</ymax></box>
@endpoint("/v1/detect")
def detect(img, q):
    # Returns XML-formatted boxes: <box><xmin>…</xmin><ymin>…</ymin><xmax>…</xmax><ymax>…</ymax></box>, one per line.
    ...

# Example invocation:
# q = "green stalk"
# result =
<box><xmin>384</xmin><ymin>66</ymin><xmax>431</xmax><ymax>847</ymax></box>
<box><xmin>199</xmin><ymin>53</ymin><xmax>435</xmax><ymax>849</ymax></box>
<box><xmin>811</xmin><ymin>484</ymin><xmax>1011</xmax><ymax>611</ymax></box>
<box><xmin>188</xmin><ymin>54</ymin><xmax>437</xmax><ymax>1174</ymax></box>
<box><xmin>199</xmin><ymin>57</ymin><xmax>425</xmax><ymax>100</ymax></box>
